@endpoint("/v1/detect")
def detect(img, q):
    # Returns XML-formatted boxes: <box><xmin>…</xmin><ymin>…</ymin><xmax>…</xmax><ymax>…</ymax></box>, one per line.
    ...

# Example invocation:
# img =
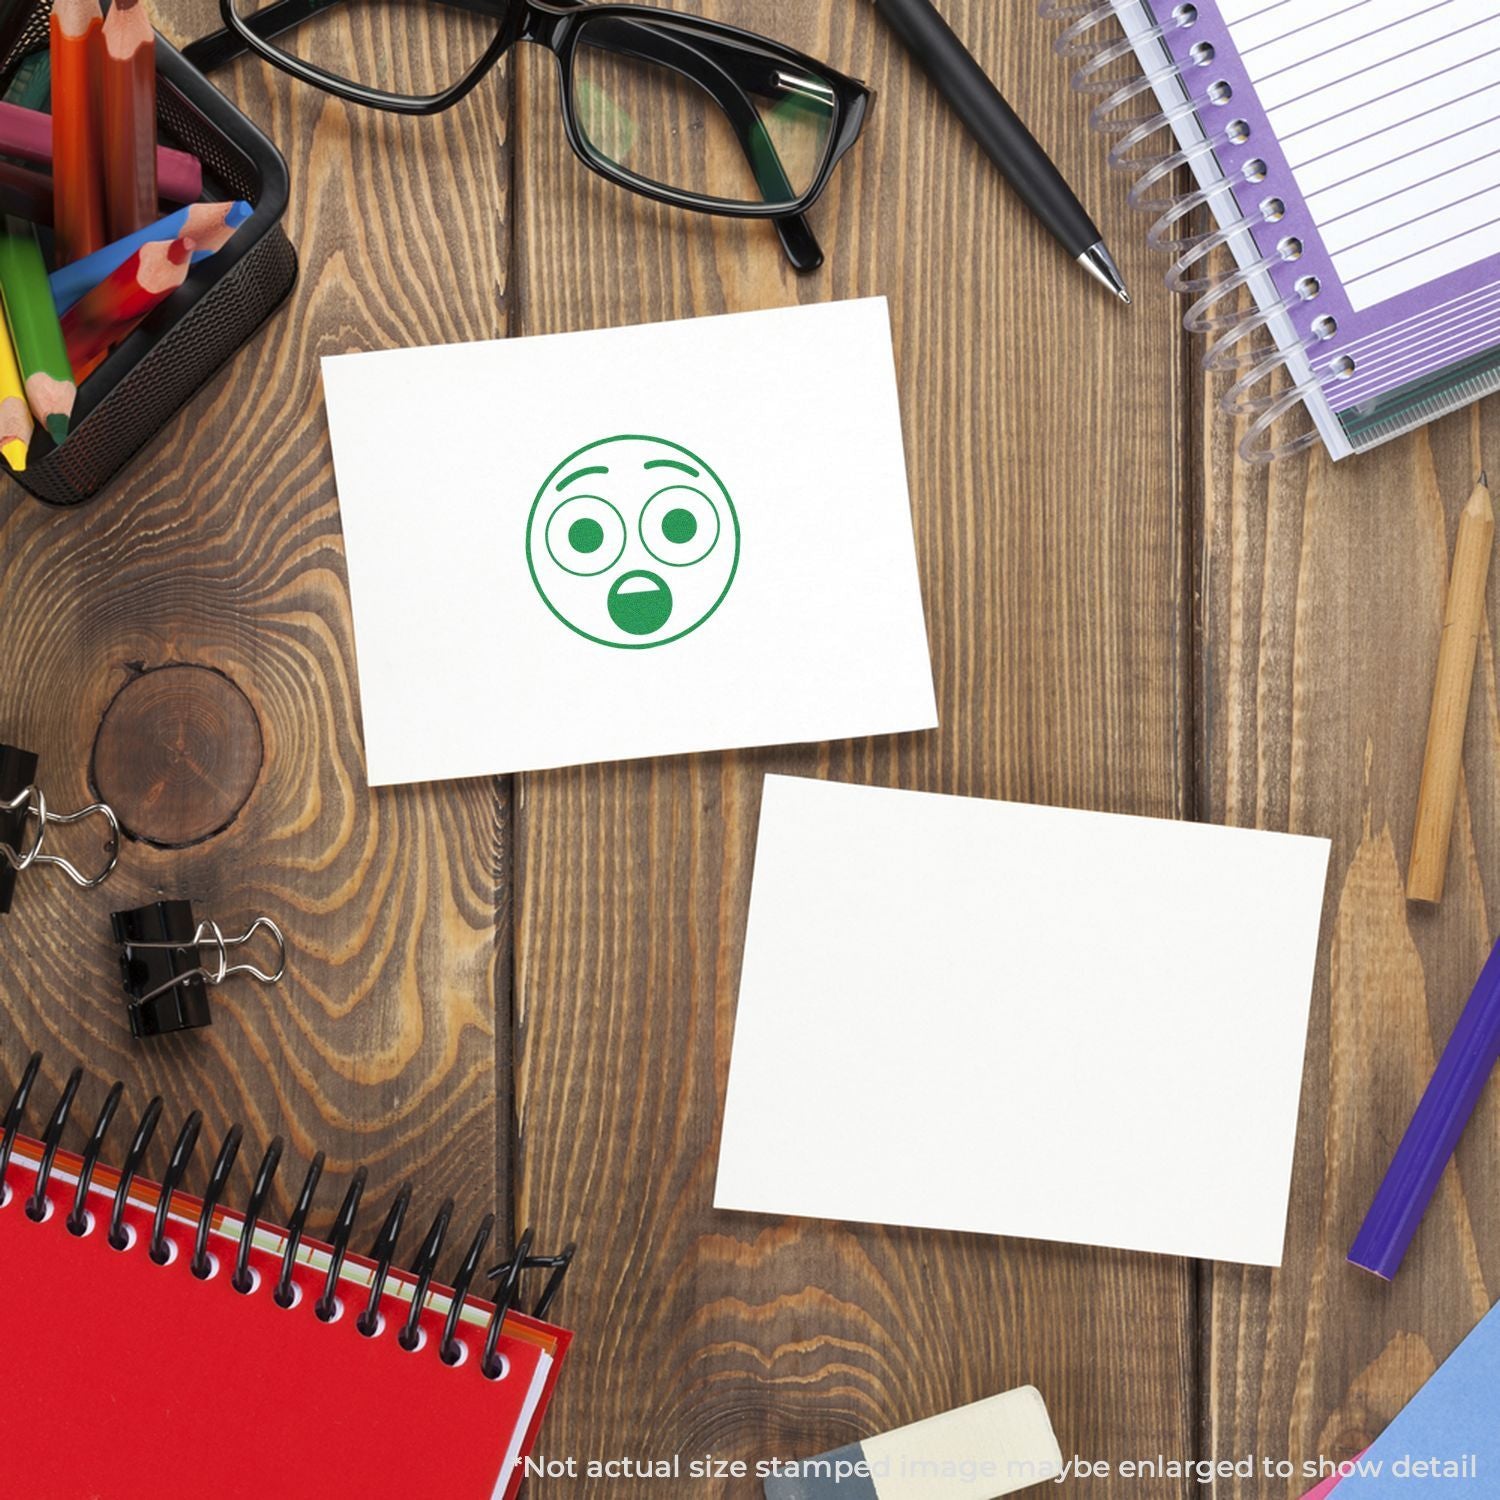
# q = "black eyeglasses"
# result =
<box><xmin>182</xmin><ymin>0</ymin><xmax>872</xmax><ymax>271</ymax></box>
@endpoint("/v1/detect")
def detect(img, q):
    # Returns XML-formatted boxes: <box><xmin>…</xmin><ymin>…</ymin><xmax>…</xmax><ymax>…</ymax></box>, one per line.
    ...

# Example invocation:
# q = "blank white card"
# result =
<box><xmin>715</xmin><ymin>776</ymin><xmax>1331</xmax><ymax>1266</ymax></box>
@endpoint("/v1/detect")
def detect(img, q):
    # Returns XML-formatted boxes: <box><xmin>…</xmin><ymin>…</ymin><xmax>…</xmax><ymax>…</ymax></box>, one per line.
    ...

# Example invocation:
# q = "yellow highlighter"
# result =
<box><xmin>0</xmin><ymin>312</ymin><xmax>31</xmax><ymax>470</ymax></box>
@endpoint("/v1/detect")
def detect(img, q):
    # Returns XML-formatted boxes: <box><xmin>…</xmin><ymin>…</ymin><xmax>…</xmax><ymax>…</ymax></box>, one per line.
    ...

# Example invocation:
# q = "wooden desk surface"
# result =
<box><xmin>2</xmin><ymin>2</ymin><xmax>1497</xmax><ymax>1494</ymax></box>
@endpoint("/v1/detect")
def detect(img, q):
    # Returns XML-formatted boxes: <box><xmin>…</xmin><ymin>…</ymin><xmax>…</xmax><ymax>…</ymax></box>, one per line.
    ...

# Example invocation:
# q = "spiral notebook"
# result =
<box><xmin>1053</xmin><ymin>0</ymin><xmax>1500</xmax><ymax>462</ymax></box>
<box><xmin>0</xmin><ymin>1057</ymin><xmax>573</xmax><ymax>1500</ymax></box>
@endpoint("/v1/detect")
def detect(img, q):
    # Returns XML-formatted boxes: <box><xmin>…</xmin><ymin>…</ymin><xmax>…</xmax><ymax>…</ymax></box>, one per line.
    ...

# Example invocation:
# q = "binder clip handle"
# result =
<box><xmin>1</xmin><ymin>783</ymin><xmax>121</xmax><ymax>902</ymax></box>
<box><xmin>198</xmin><ymin>916</ymin><xmax>288</xmax><ymax>990</ymax></box>
<box><xmin>125</xmin><ymin>916</ymin><xmax>287</xmax><ymax>1003</ymax></box>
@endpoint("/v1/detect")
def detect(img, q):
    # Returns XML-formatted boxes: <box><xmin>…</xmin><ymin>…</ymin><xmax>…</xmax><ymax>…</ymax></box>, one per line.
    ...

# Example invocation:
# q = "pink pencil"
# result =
<box><xmin>0</xmin><ymin>100</ymin><xmax>201</xmax><ymax>205</ymax></box>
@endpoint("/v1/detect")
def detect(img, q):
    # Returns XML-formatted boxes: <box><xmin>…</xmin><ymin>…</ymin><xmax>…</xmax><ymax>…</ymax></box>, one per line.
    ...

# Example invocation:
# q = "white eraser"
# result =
<box><xmin>765</xmin><ymin>1386</ymin><xmax>1063</xmax><ymax>1500</ymax></box>
<box><xmin>863</xmin><ymin>1387</ymin><xmax>1063</xmax><ymax>1499</ymax></box>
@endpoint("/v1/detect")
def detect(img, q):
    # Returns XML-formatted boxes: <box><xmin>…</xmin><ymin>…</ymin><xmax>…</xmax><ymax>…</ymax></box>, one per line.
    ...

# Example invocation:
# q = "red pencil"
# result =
<box><xmin>62</xmin><ymin>235</ymin><xmax>193</xmax><ymax>381</ymax></box>
<box><xmin>51</xmin><ymin>0</ymin><xmax>106</xmax><ymax>263</ymax></box>
<box><xmin>101</xmin><ymin>0</ymin><xmax>158</xmax><ymax>241</ymax></box>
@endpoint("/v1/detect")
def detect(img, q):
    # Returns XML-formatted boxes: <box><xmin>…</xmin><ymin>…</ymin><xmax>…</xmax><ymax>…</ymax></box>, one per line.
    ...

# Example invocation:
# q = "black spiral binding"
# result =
<box><xmin>108</xmin><ymin>1095</ymin><xmax>162</xmax><ymax>1250</ymax></box>
<box><xmin>2</xmin><ymin>1054</ymin><xmax>576</xmax><ymax>1377</ymax></box>
<box><xmin>316</xmin><ymin>1165</ymin><xmax>367</xmax><ymax>1321</ymax></box>
<box><xmin>25</xmin><ymin>1064</ymin><xmax>81</xmax><ymax>1221</ymax></box>
<box><xmin>151</xmin><ymin>1110</ymin><xmax>203</xmax><ymax>1263</ymax></box>
<box><xmin>193</xmin><ymin>1125</ymin><xmax>243</xmax><ymax>1277</ymax></box>
<box><xmin>276</xmin><ymin>1150</ymin><xmax>325</xmax><ymax>1307</ymax></box>
<box><xmin>234</xmin><ymin>1136</ymin><xmax>283</xmax><ymax>1293</ymax></box>
<box><xmin>67</xmin><ymin>1079</ymin><xmax>122</xmax><ymax>1235</ymax></box>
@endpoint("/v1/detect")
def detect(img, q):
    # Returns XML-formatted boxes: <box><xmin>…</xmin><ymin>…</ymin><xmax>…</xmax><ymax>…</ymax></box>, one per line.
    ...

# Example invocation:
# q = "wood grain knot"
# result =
<box><xmin>92</xmin><ymin>665</ymin><xmax>264</xmax><ymax>847</ymax></box>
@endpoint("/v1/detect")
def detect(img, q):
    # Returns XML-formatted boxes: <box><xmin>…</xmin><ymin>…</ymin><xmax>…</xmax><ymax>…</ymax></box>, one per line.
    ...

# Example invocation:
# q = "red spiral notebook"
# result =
<box><xmin>0</xmin><ymin>1086</ymin><xmax>572</xmax><ymax>1499</ymax></box>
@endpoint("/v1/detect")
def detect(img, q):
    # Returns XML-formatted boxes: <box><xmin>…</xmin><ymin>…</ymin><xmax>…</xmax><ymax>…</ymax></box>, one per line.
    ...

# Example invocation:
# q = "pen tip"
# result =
<box><xmin>1078</xmin><ymin>242</ymin><xmax>1130</xmax><ymax>304</ymax></box>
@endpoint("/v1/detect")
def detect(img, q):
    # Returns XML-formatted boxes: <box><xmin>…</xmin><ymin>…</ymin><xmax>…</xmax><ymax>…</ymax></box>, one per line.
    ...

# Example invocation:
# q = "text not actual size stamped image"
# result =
<box><xmin>322</xmin><ymin>298</ymin><xmax>937</xmax><ymax>786</ymax></box>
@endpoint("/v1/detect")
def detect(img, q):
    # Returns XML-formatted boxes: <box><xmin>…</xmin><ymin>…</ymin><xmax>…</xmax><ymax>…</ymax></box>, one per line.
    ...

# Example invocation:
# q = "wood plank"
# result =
<box><xmin>512</xmin><ymin>2</ymin><xmax>1197</xmax><ymax>1488</ymax></box>
<box><xmin>1199</xmin><ymin>364</ymin><xmax>1500</xmax><ymax>1485</ymax></box>
<box><xmin>0</xmin><ymin>9</ymin><xmax>513</xmax><ymax>1256</ymax></box>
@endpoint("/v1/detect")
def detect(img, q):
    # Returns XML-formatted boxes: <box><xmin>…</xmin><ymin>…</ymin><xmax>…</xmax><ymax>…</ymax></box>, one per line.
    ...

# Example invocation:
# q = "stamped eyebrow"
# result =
<box><xmin>557</xmin><ymin>465</ymin><xmax>609</xmax><ymax>490</ymax></box>
<box><xmin>643</xmin><ymin>459</ymin><xmax>699</xmax><ymax>477</ymax></box>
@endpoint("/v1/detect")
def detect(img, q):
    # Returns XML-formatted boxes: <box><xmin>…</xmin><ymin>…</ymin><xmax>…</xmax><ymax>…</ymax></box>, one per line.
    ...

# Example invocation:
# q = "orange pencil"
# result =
<box><xmin>62</xmin><ymin>234</ymin><xmax>192</xmax><ymax>381</ymax></box>
<box><xmin>101</xmin><ymin>0</ymin><xmax>157</xmax><ymax>241</ymax></box>
<box><xmin>50</xmin><ymin>0</ymin><xmax>107</xmax><ymax>263</ymax></box>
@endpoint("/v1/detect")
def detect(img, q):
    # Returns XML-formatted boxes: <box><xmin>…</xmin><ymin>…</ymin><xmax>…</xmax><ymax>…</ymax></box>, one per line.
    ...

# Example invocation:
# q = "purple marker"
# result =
<box><xmin>1349</xmin><ymin>935</ymin><xmax>1500</xmax><ymax>1279</ymax></box>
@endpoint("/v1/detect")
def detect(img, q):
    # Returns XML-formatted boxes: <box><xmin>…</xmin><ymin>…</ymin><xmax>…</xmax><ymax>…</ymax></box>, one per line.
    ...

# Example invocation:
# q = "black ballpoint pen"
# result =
<box><xmin>871</xmin><ymin>0</ymin><xmax>1131</xmax><ymax>303</ymax></box>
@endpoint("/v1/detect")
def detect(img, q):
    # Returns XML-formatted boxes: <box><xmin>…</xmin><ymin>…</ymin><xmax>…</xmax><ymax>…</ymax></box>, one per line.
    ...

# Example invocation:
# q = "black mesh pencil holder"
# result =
<box><xmin>0</xmin><ymin>27</ymin><xmax>297</xmax><ymax>507</ymax></box>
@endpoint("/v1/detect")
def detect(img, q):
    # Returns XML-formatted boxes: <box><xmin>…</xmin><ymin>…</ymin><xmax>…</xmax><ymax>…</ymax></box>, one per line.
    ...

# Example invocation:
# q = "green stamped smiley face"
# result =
<box><xmin>526</xmin><ymin>435</ymin><xmax>740</xmax><ymax>649</ymax></box>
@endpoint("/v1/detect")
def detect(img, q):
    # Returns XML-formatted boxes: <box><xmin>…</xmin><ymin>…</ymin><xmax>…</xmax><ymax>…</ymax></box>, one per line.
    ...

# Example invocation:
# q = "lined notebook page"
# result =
<box><xmin>1221</xmin><ymin>0</ymin><xmax>1500</xmax><ymax>310</ymax></box>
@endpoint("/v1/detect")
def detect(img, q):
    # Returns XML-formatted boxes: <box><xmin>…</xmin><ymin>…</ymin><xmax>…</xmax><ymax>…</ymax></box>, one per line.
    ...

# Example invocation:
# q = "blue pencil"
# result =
<box><xmin>1348</xmin><ymin>934</ymin><xmax>1500</xmax><ymax>1279</ymax></box>
<box><xmin>50</xmin><ymin>200</ymin><xmax>251</xmax><ymax>313</ymax></box>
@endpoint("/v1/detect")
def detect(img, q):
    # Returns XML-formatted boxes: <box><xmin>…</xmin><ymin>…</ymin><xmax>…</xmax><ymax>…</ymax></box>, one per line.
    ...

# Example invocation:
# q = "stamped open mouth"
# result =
<box><xmin>607</xmin><ymin>570</ymin><xmax>673</xmax><ymax>636</ymax></box>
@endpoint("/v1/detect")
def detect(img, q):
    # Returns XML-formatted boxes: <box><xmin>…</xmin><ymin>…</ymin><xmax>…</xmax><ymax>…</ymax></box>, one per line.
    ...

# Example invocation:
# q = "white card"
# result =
<box><xmin>715</xmin><ymin>776</ymin><xmax>1332</xmax><ymax>1266</ymax></box>
<box><xmin>321</xmin><ymin>299</ymin><xmax>937</xmax><ymax>785</ymax></box>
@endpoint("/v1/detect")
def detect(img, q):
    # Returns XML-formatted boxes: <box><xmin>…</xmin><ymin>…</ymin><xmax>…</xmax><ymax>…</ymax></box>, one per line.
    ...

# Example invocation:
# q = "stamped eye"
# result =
<box><xmin>640</xmin><ymin>485</ymin><xmax>720</xmax><ymax>566</ymax></box>
<box><xmin>545</xmin><ymin>495</ymin><xmax>626</xmax><ymax>575</ymax></box>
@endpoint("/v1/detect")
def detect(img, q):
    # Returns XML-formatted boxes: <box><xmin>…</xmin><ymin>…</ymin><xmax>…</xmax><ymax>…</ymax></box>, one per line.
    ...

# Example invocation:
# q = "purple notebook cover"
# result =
<box><xmin>1143</xmin><ymin>0</ymin><xmax>1500</xmax><ymax>421</ymax></box>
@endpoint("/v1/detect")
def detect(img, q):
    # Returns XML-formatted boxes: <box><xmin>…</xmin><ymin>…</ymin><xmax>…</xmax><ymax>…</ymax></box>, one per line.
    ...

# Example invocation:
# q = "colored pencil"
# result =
<box><xmin>62</xmin><ymin>234</ymin><xmax>192</xmax><ymax>380</ymax></box>
<box><xmin>52</xmin><ymin>200</ymin><xmax>249</xmax><ymax>313</ymax></box>
<box><xmin>0</xmin><ymin>163</ymin><xmax>209</xmax><ymax>235</ymax></box>
<box><xmin>0</xmin><ymin>313</ymin><xmax>33</xmax><ymax>471</ymax></box>
<box><xmin>1349</xmin><ymin>933</ymin><xmax>1500</xmax><ymax>1279</ymax></box>
<box><xmin>50</xmin><ymin>0</ymin><xmax>106</xmax><ymax>263</ymax></box>
<box><xmin>1407</xmin><ymin>472</ymin><xmax>1494</xmax><ymax>903</ymax></box>
<box><xmin>0</xmin><ymin>158</ymin><xmax>57</xmax><ymax>225</ymax></box>
<box><xmin>0</xmin><ymin>219</ymin><xmax>75</xmax><ymax>442</ymax></box>
<box><xmin>0</xmin><ymin>100</ymin><xmax>201</xmax><ymax>204</ymax></box>
<box><xmin>101</xmin><ymin>0</ymin><xmax>158</xmax><ymax>240</ymax></box>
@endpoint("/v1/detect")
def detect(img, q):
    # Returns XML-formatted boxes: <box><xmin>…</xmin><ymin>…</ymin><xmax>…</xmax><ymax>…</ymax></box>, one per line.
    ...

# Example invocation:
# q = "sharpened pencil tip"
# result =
<box><xmin>45</xmin><ymin>414</ymin><xmax>68</xmax><ymax>446</ymax></box>
<box><xmin>1481</xmin><ymin>469</ymin><xmax>1489</xmax><ymax>488</ymax></box>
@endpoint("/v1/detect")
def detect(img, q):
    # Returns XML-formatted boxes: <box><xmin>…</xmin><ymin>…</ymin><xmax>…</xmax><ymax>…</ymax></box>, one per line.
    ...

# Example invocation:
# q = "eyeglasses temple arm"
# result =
<box><xmin>181</xmin><ymin>1</ymin><xmax>823</xmax><ymax>271</ymax></box>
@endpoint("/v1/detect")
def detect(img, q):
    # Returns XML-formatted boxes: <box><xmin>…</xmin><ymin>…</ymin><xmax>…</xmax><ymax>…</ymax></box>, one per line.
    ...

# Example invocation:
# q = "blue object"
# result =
<box><xmin>49</xmin><ymin>201</ymin><xmax>253</xmax><ymax>314</ymax></box>
<box><xmin>1319</xmin><ymin>1301</ymin><xmax>1498</xmax><ymax>1494</ymax></box>
<box><xmin>1348</xmin><ymin>934</ymin><xmax>1500</xmax><ymax>1279</ymax></box>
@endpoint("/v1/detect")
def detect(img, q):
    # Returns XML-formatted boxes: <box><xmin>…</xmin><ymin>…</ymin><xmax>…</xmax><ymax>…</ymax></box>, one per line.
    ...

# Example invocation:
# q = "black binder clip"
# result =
<box><xmin>1</xmin><ymin>742</ymin><xmax>120</xmax><ymax>916</ymax></box>
<box><xmin>111</xmin><ymin>900</ymin><xmax>287</xmax><ymax>1039</ymax></box>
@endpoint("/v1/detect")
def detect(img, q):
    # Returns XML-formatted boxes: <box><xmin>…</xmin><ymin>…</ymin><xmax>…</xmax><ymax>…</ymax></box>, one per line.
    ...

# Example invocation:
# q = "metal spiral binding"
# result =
<box><xmin>1</xmin><ymin>1054</ymin><xmax>576</xmax><ymax>1379</ymax></box>
<box><xmin>1040</xmin><ymin>0</ymin><xmax>1332</xmax><ymax>462</ymax></box>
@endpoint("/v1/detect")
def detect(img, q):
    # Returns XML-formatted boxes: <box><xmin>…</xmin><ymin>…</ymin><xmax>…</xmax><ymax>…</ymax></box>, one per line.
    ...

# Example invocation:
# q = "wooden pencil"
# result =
<box><xmin>51</xmin><ymin>200</ymin><xmax>248</xmax><ymax>313</ymax></box>
<box><xmin>62</xmin><ymin>234</ymin><xmax>192</xmax><ymax>381</ymax></box>
<box><xmin>0</xmin><ymin>158</ymin><xmax>59</xmax><ymax>226</ymax></box>
<box><xmin>51</xmin><ymin>0</ymin><xmax>107</xmax><ymax>263</ymax></box>
<box><xmin>0</xmin><ymin>312</ymin><xmax>33</xmax><ymax>471</ymax></box>
<box><xmin>0</xmin><ymin>219</ymin><xmax>76</xmax><ymax>443</ymax></box>
<box><xmin>101</xmin><ymin>0</ymin><xmax>157</xmax><ymax>241</ymax></box>
<box><xmin>0</xmin><ymin>162</ymin><xmax>213</xmax><ymax>237</ymax></box>
<box><xmin>1407</xmin><ymin>471</ymin><xmax>1495</xmax><ymax>903</ymax></box>
<box><xmin>0</xmin><ymin>101</ymin><xmax>202</xmax><ymax>204</ymax></box>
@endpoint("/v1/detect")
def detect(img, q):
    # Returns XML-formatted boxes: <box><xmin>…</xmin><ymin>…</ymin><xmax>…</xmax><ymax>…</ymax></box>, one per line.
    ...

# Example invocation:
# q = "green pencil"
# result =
<box><xmin>0</xmin><ymin>217</ymin><xmax>75</xmax><ymax>443</ymax></box>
